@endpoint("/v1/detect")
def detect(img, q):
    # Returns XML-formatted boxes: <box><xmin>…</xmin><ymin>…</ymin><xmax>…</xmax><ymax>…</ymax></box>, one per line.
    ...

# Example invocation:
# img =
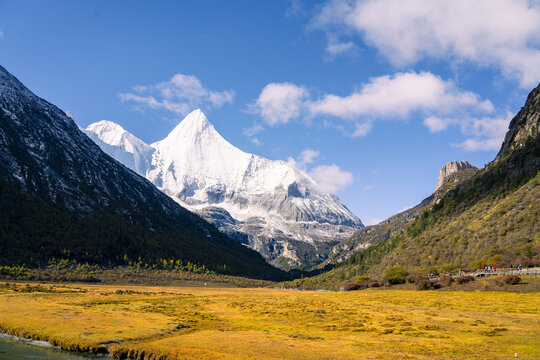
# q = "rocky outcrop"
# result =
<box><xmin>327</xmin><ymin>161</ymin><xmax>479</xmax><ymax>264</ymax></box>
<box><xmin>496</xmin><ymin>83</ymin><xmax>540</xmax><ymax>160</ymax></box>
<box><xmin>435</xmin><ymin>161</ymin><xmax>477</xmax><ymax>191</ymax></box>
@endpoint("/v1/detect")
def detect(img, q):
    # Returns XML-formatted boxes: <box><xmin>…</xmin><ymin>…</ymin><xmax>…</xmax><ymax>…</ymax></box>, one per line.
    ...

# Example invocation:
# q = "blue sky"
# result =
<box><xmin>1</xmin><ymin>0</ymin><xmax>539</xmax><ymax>225</ymax></box>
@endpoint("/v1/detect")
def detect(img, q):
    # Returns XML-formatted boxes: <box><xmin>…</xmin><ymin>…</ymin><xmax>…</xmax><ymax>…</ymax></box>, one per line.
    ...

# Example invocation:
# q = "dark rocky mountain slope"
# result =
<box><xmin>0</xmin><ymin>65</ymin><xmax>284</xmax><ymax>280</ymax></box>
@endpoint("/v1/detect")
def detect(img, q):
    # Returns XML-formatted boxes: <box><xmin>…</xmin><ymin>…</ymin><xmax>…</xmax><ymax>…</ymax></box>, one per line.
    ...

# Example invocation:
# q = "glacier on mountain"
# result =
<box><xmin>84</xmin><ymin>109</ymin><xmax>363</xmax><ymax>267</ymax></box>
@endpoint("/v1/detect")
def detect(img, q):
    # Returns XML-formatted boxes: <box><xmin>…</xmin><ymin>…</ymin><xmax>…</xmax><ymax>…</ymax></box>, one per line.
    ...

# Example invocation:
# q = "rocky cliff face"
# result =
<box><xmin>497</xmin><ymin>83</ymin><xmax>540</xmax><ymax>160</ymax></box>
<box><xmin>435</xmin><ymin>161</ymin><xmax>477</xmax><ymax>191</ymax></box>
<box><xmin>85</xmin><ymin>110</ymin><xmax>363</xmax><ymax>269</ymax></box>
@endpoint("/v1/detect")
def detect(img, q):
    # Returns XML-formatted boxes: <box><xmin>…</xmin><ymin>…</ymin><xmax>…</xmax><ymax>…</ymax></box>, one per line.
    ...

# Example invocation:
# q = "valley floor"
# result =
<box><xmin>0</xmin><ymin>283</ymin><xmax>538</xmax><ymax>359</ymax></box>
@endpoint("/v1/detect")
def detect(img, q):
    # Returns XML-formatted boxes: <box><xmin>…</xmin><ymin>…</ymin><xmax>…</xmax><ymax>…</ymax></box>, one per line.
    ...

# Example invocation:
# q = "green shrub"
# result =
<box><xmin>385</xmin><ymin>266</ymin><xmax>409</xmax><ymax>278</ymax></box>
<box><xmin>440</xmin><ymin>264</ymin><xmax>453</xmax><ymax>272</ymax></box>
<box><xmin>366</xmin><ymin>280</ymin><xmax>381</xmax><ymax>288</ymax></box>
<box><xmin>356</xmin><ymin>275</ymin><xmax>370</xmax><ymax>283</ymax></box>
<box><xmin>406</xmin><ymin>275</ymin><xmax>417</xmax><ymax>283</ymax></box>
<box><xmin>386</xmin><ymin>277</ymin><xmax>406</xmax><ymax>285</ymax></box>
<box><xmin>416</xmin><ymin>279</ymin><xmax>432</xmax><ymax>290</ymax></box>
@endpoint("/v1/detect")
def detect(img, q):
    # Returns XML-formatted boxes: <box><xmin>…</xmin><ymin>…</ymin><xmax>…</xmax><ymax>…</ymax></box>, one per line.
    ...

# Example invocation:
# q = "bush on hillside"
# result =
<box><xmin>406</xmin><ymin>275</ymin><xmax>417</xmax><ymax>283</ymax></box>
<box><xmin>455</xmin><ymin>275</ymin><xmax>475</xmax><ymax>284</ymax></box>
<box><xmin>343</xmin><ymin>282</ymin><xmax>363</xmax><ymax>291</ymax></box>
<box><xmin>386</xmin><ymin>277</ymin><xmax>406</xmax><ymax>285</ymax></box>
<box><xmin>440</xmin><ymin>276</ymin><xmax>454</xmax><ymax>287</ymax></box>
<box><xmin>503</xmin><ymin>275</ymin><xmax>521</xmax><ymax>285</ymax></box>
<box><xmin>356</xmin><ymin>275</ymin><xmax>370</xmax><ymax>283</ymax></box>
<box><xmin>366</xmin><ymin>280</ymin><xmax>381</xmax><ymax>288</ymax></box>
<box><xmin>385</xmin><ymin>266</ymin><xmax>409</xmax><ymax>279</ymax></box>
<box><xmin>440</xmin><ymin>264</ymin><xmax>454</xmax><ymax>272</ymax></box>
<box><xmin>416</xmin><ymin>279</ymin><xmax>444</xmax><ymax>290</ymax></box>
<box><xmin>385</xmin><ymin>266</ymin><xmax>409</xmax><ymax>284</ymax></box>
<box><xmin>416</xmin><ymin>279</ymin><xmax>432</xmax><ymax>290</ymax></box>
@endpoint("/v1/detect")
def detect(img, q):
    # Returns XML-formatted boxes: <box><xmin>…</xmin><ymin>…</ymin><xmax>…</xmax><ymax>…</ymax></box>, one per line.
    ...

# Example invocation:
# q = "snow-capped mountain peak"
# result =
<box><xmin>85</xmin><ymin>110</ymin><xmax>363</xmax><ymax>267</ymax></box>
<box><xmin>164</xmin><ymin>108</ymin><xmax>213</xmax><ymax>141</ymax></box>
<box><xmin>87</xmin><ymin>120</ymin><xmax>135</xmax><ymax>152</ymax></box>
<box><xmin>83</xmin><ymin>120</ymin><xmax>154</xmax><ymax>175</ymax></box>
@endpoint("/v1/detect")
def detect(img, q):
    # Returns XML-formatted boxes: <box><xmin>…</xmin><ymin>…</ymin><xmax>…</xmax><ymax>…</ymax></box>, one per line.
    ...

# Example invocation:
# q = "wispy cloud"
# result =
<box><xmin>250</xmin><ymin>137</ymin><xmax>263</xmax><ymax>147</ymax></box>
<box><xmin>243</xmin><ymin>124</ymin><xmax>264</xmax><ymax>137</ymax></box>
<box><xmin>286</xmin><ymin>0</ymin><xmax>307</xmax><ymax>18</ymax></box>
<box><xmin>453</xmin><ymin>113</ymin><xmax>512</xmax><ymax>151</ymax></box>
<box><xmin>325</xmin><ymin>35</ymin><xmax>358</xmax><ymax>60</ymax></box>
<box><xmin>310</xmin><ymin>0</ymin><xmax>540</xmax><ymax>87</ymax></box>
<box><xmin>119</xmin><ymin>73</ymin><xmax>234</xmax><ymax>115</ymax></box>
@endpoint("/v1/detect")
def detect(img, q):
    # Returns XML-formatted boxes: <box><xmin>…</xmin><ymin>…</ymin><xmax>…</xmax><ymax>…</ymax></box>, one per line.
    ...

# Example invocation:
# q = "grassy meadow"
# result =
<box><xmin>0</xmin><ymin>282</ymin><xmax>538</xmax><ymax>359</ymax></box>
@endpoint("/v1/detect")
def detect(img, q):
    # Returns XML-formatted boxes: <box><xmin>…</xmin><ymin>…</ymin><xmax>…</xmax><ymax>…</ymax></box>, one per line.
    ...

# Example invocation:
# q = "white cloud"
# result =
<box><xmin>326</xmin><ymin>36</ymin><xmax>357</xmax><ymax>57</ymax></box>
<box><xmin>453</xmin><ymin>113</ymin><xmax>512</xmax><ymax>151</ymax></box>
<box><xmin>309</xmin><ymin>164</ymin><xmax>354</xmax><ymax>193</ymax></box>
<box><xmin>288</xmin><ymin>149</ymin><xmax>320</xmax><ymax>170</ymax></box>
<box><xmin>251</xmin><ymin>72</ymin><xmax>500</xmax><ymax>150</ymax></box>
<box><xmin>286</xmin><ymin>0</ymin><xmax>307</xmax><ymax>17</ymax></box>
<box><xmin>308</xmin><ymin>72</ymin><xmax>493</xmax><ymax>120</ymax></box>
<box><xmin>243</xmin><ymin>124</ymin><xmax>264</xmax><ymax>137</ymax></box>
<box><xmin>0</xmin><ymin>30</ymin><xmax>3</xmax><ymax>39</ymax></box>
<box><xmin>250</xmin><ymin>83</ymin><xmax>308</xmax><ymax>126</ymax></box>
<box><xmin>252</xmin><ymin>72</ymin><xmax>492</xmax><ymax>137</ymax></box>
<box><xmin>119</xmin><ymin>73</ymin><xmax>234</xmax><ymax>115</ymax></box>
<box><xmin>288</xmin><ymin>150</ymin><xmax>353</xmax><ymax>193</ymax></box>
<box><xmin>301</xmin><ymin>149</ymin><xmax>320</xmax><ymax>165</ymax></box>
<box><xmin>311</xmin><ymin>0</ymin><xmax>540</xmax><ymax>87</ymax></box>
<box><xmin>424</xmin><ymin>112</ymin><xmax>511</xmax><ymax>151</ymax></box>
<box><xmin>250</xmin><ymin>137</ymin><xmax>262</xmax><ymax>147</ymax></box>
<box><xmin>287</xmin><ymin>156</ymin><xmax>298</xmax><ymax>168</ymax></box>
<box><xmin>352</xmin><ymin>121</ymin><xmax>372</xmax><ymax>137</ymax></box>
<box><xmin>423</xmin><ymin>116</ymin><xmax>449</xmax><ymax>133</ymax></box>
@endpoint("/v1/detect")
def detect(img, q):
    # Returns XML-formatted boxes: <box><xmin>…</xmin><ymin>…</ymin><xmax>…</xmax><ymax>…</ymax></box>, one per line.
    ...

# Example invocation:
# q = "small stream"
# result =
<box><xmin>0</xmin><ymin>334</ymin><xmax>109</xmax><ymax>360</ymax></box>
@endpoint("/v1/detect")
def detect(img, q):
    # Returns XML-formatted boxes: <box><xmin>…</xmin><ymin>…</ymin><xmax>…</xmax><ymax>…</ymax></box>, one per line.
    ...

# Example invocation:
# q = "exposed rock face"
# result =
<box><xmin>435</xmin><ymin>161</ymin><xmax>477</xmax><ymax>191</ymax></box>
<box><xmin>496</xmin><ymin>83</ymin><xmax>540</xmax><ymax>160</ymax></box>
<box><xmin>85</xmin><ymin>110</ymin><xmax>363</xmax><ymax>268</ymax></box>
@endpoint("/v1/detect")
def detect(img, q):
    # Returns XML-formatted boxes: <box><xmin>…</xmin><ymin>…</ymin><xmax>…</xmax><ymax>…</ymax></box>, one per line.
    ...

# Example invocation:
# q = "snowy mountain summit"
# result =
<box><xmin>85</xmin><ymin>110</ymin><xmax>363</xmax><ymax>267</ymax></box>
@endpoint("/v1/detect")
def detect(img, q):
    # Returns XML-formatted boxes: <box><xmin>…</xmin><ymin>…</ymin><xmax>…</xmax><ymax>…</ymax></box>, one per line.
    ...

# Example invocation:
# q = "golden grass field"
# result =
<box><xmin>0</xmin><ymin>282</ymin><xmax>538</xmax><ymax>359</ymax></box>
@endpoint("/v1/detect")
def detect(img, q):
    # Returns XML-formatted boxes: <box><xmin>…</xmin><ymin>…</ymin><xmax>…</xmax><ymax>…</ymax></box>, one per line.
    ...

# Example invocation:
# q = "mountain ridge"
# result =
<box><xmin>85</xmin><ymin>109</ymin><xmax>363</xmax><ymax>269</ymax></box>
